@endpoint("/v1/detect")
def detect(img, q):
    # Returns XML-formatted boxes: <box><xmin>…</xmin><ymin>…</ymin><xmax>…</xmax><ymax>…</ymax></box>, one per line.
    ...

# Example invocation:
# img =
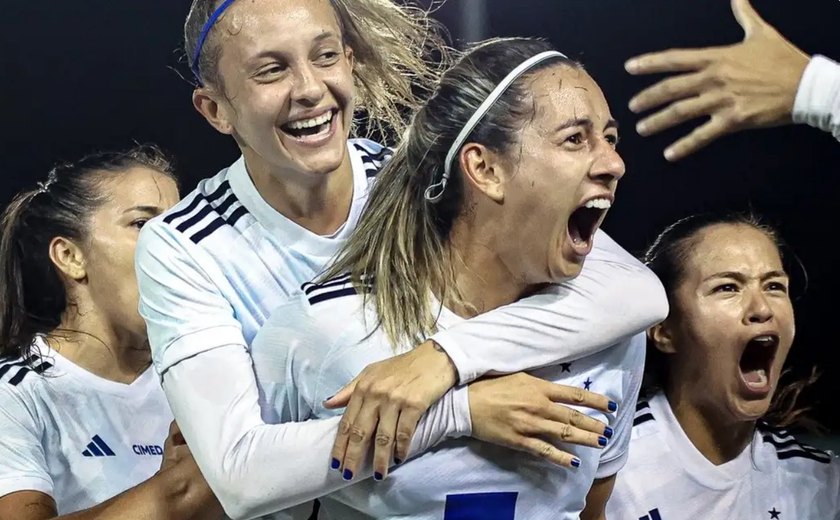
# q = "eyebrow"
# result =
<box><xmin>313</xmin><ymin>31</ymin><xmax>339</xmax><ymax>44</ymax></box>
<box><xmin>702</xmin><ymin>270</ymin><xmax>788</xmax><ymax>283</ymax></box>
<box><xmin>122</xmin><ymin>205</ymin><xmax>162</xmax><ymax>215</ymax></box>
<box><xmin>554</xmin><ymin>117</ymin><xmax>619</xmax><ymax>133</ymax></box>
<box><xmin>248</xmin><ymin>31</ymin><xmax>340</xmax><ymax>63</ymax></box>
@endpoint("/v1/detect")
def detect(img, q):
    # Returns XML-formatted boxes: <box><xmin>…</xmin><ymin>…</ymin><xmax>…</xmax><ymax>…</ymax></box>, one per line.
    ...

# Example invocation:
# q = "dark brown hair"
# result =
<box><xmin>0</xmin><ymin>145</ymin><xmax>176</xmax><ymax>362</ymax></box>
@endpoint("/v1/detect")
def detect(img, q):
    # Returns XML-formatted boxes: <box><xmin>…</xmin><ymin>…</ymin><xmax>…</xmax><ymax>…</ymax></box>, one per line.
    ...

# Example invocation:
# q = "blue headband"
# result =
<box><xmin>191</xmin><ymin>0</ymin><xmax>237</xmax><ymax>83</ymax></box>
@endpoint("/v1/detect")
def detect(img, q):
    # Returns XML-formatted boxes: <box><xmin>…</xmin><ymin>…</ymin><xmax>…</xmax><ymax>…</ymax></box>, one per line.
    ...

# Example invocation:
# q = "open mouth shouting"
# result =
<box><xmin>567</xmin><ymin>195</ymin><xmax>612</xmax><ymax>256</ymax></box>
<box><xmin>738</xmin><ymin>333</ymin><xmax>779</xmax><ymax>397</ymax></box>
<box><xmin>280</xmin><ymin>109</ymin><xmax>338</xmax><ymax>145</ymax></box>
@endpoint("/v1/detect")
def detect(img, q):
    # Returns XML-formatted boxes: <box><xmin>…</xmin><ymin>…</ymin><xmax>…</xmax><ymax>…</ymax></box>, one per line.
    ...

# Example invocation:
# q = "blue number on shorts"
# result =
<box><xmin>443</xmin><ymin>492</ymin><xmax>518</xmax><ymax>519</ymax></box>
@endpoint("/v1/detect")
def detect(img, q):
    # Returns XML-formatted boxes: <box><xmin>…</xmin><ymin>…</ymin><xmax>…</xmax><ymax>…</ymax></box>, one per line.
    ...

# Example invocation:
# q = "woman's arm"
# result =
<box><xmin>579</xmin><ymin>475</ymin><xmax>617</xmax><ymax>520</ymax></box>
<box><xmin>429</xmin><ymin>231</ymin><xmax>667</xmax><ymax>383</ymax></box>
<box><xmin>793</xmin><ymin>55</ymin><xmax>840</xmax><ymax>141</ymax></box>
<box><xmin>0</xmin><ymin>467</ymin><xmax>219</xmax><ymax>520</ymax></box>
<box><xmin>161</xmin><ymin>345</ymin><xmax>471</xmax><ymax>520</ymax></box>
<box><xmin>325</xmin><ymin>232</ymin><xmax>663</xmax><ymax>471</ymax></box>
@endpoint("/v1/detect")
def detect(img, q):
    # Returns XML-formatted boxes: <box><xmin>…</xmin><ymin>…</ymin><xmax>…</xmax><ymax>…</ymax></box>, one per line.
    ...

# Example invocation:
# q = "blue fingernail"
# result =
<box><xmin>323</xmin><ymin>395</ymin><xmax>335</xmax><ymax>403</ymax></box>
<box><xmin>608</xmin><ymin>401</ymin><xmax>618</xmax><ymax>412</ymax></box>
<box><xmin>342</xmin><ymin>469</ymin><xmax>353</xmax><ymax>480</ymax></box>
<box><xmin>330</xmin><ymin>458</ymin><xmax>340</xmax><ymax>470</ymax></box>
<box><xmin>603</xmin><ymin>427</ymin><xmax>614</xmax><ymax>439</ymax></box>
<box><xmin>598</xmin><ymin>436</ymin><xmax>608</xmax><ymax>447</ymax></box>
<box><xmin>394</xmin><ymin>457</ymin><xmax>403</xmax><ymax>465</ymax></box>
<box><xmin>571</xmin><ymin>457</ymin><xmax>581</xmax><ymax>468</ymax></box>
<box><xmin>374</xmin><ymin>472</ymin><xmax>384</xmax><ymax>481</ymax></box>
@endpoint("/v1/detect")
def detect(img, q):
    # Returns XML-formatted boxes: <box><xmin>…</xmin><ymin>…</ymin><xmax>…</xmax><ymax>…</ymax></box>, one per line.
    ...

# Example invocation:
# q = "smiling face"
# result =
<box><xmin>657</xmin><ymin>223</ymin><xmax>795</xmax><ymax>422</ymax></box>
<box><xmin>490</xmin><ymin>64</ymin><xmax>625</xmax><ymax>283</ymax></box>
<box><xmin>201</xmin><ymin>0</ymin><xmax>355</xmax><ymax>182</ymax></box>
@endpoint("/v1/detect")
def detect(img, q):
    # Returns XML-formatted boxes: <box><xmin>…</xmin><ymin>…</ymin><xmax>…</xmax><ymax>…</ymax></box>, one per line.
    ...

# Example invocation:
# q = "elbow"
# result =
<box><xmin>203</xmin><ymin>464</ymin><xmax>267</xmax><ymax>520</ymax></box>
<box><xmin>199</xmin><ymin>443</ymin><xmax>268</xmax><ymax>520</ymax></box>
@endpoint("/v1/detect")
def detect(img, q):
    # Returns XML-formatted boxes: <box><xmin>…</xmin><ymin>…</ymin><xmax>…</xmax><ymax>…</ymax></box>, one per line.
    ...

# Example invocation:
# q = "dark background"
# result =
<box><xmin>1</xmin><ymin>1</ymin><xmax>838</xmax><ymax>430</ymax></box>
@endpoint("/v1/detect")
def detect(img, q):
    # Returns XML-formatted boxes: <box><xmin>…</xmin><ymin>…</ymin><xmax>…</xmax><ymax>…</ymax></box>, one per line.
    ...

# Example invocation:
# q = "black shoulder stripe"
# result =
<box><xmin>761</xmin><ymin>432</ymin><xmax>833</xmax><ymax>462</ymax></box>
<box><xmin>309</xmin><ymin>286</ymin><xmax>359</xmax><ymax>305</ymax></box>
<box><xmin>303</xmin><ymin>274</ymin><xmax>353</xmax><ymax>295</ymax></box>
<box><xmin>176</xmin><ymin>202</ymin><xmax>216</xmax><ymax>233</ymax></box>
<box><xmin>633</xmin><ymin>413</ymin><xmax>655</xmax><ymax>427</ymax></box>
<box><xmin>163</xmin><ymin>192</ymin><xmax>204</xmax><ymax>224</ymax></box>
<box><xmin>777</xmin><ymin>449</ymin><xmax>832</xmax><ymax>464</ymax></box>
<box><xmin>7</xmin><ymin>361</ymin><xmax>52</xmax><ymax>386</ymax></box>
<box><xmin>164</xmin><ymin>184</ymin><xmax>251</xmax><ymax>244</ymax></box>
<box><xmin>636</xmin><ymin>400</ymin><xmax>650</xmax><ymax>412</ymax></box>
<box><xmin>0</xmin><ymin>356</ymin><xmax>37</xmax><ymax>382</ymax></box>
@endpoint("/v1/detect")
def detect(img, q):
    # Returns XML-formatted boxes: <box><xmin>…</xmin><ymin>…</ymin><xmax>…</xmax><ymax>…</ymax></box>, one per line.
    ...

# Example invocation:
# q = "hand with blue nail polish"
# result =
<box><xmin>468</xmin><ymin>373</ymin><xmax>617</xmax><ymax>470</ymax></box>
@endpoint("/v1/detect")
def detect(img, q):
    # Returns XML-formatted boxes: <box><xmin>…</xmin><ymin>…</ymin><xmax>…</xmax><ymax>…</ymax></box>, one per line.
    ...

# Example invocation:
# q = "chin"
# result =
<box><xmin>727</xmin><ymin>395</ymin><xmax>773</xmax><ymax>423</ymax></box>
<box><xmin>549</xmin><ymin>255</ymin><xmax>585</xmax><ymax>283</ymax></box>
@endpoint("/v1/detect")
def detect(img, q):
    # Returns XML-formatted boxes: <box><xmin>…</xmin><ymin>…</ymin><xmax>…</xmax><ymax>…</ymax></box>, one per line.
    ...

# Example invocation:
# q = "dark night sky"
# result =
<box><xmin>1</xmin><ymin>1</ymin><xmax>838</xmax><ymax>430</ymax></box>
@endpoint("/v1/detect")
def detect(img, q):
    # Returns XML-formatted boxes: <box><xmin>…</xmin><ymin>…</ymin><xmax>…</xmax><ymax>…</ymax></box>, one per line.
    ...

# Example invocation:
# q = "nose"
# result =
<box><xmin>291</xmin><ymin>62</ymin><xmax>326</xmax><ymax>106</ymax></box>
<box><xmin>744</xmin><ymin>288</ymin><xmax>774</xmax><ymax>325</ymax></box>
<box><xmin>588</xmin><ymin>137</ymin><xmax>625</xmax><ymax>185</ymax></box>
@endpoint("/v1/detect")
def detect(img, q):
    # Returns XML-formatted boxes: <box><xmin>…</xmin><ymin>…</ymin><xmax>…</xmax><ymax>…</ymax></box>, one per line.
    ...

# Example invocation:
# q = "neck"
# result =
<box><xmin>243</xmin><ymin>149</ymin><xmax>355</xmax><ymax>236</ymax></box>
<box><xmin>443</xmin><ymin>217</ymin><xmax>533</xmax><ymax>318</ymax></box>
<box><xmin>49</xmin><ymin>300</ymin><xmax>150</xmax><ymax>385</ymax></box>
<box><xmin>664</xmin><ymin>382</ymin><xmax>755</xmax><ymax>465</ymax></box>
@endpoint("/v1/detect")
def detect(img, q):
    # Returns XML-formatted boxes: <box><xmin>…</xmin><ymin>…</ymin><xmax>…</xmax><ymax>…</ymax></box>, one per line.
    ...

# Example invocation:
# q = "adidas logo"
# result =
<box><xmin>639</xmin><ymin>508</ymin><xmax>663</xmax><ymax>520</ymax></box>
<box><xmin>81</xmin><ymin>435</ymin><xmax>115</xmax><ymax>457</ymax></box>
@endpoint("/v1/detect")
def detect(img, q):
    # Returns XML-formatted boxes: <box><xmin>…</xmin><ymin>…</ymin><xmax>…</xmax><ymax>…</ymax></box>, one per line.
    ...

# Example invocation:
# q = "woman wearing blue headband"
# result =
<box><xmin>135</xmin><ymin>1</ymin><xmax>666</xmax><ymax>517</ymax></box>
<box><xmin>250</xmin><ymin>37</ymin><xmax>645</xmax><ymax>519</ymax></box>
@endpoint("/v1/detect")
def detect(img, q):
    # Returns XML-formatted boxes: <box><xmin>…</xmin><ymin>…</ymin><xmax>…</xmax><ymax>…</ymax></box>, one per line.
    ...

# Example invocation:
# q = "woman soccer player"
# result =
<box><xmin>0</xmin><ymin>146</ymin><xmax>221</xmax><ymax>519</ymax></box>
<box><xmin>135</xmin><ymin>2</ymin><xmax>666</xmax><ymax>517</ymax></box>
<box><xmin>606</xmin><ymin>213</ymin><xmax>840</xmax><ymax>519</ymax></box>
<box><xmin>251</xmin><ymin>37</ymin><xmax>649</xmax><ymax>519</ymax></box>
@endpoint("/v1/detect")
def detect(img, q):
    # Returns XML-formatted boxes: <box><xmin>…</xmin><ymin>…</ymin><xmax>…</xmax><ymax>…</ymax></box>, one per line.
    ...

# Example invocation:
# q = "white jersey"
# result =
<box><xmin>794</xmin><ymin>55</ymin><xmax>840</xmax><ymax>141</ymax></box>
<box><xmin>0</xmin><ymin>338</ymin><xmax>171</xmax><ymax>515</ymax></box>
<box><xmin>607</xmin><ymin>391</ymin><xmax>840</xmax><ymax>520</ymax></box>
<box><xmin>136</xmin><ymin>136</ymin><xmax>667</xmax><ymax>519</ymax></box>
<box><xmin>251</xmin><ymin>278</ymin><xmax>647</xmax><ymax>520</ymax></box>
<box><xmin>137</xmin><ymin>138</ymin><xmax>389</xmax><ymax>374</ymax></box>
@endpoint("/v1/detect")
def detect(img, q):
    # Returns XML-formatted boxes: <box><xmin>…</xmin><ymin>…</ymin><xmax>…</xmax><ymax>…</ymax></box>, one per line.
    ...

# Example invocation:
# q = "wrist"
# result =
<box><xmin>425</xmin><ymin>340</ymin><xmax>458</xmax><ymax>387</ymax></box>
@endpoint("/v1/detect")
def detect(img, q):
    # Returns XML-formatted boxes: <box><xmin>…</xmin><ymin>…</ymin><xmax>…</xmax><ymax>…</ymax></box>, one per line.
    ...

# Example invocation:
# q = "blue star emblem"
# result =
<box><xmin>769</xmin><ymin>508</ymin><xmax>780</xmax><ymax>519</ymax></box>
<box><xmin>560</xmin><ymin>363</ymin><xmax>572</xmax><ymax>372</ymax></box>
<box><xmin>583</xmin><ymin>378</ymin><xmax>593</xmax><ymax>390</ymax></box>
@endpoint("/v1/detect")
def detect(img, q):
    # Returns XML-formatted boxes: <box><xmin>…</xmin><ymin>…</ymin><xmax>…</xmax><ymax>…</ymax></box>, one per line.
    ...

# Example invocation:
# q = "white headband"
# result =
<box><xmin>424</xmin><ymin>50</ymin><xmax>568</xmax><ymax>203</ymax></box>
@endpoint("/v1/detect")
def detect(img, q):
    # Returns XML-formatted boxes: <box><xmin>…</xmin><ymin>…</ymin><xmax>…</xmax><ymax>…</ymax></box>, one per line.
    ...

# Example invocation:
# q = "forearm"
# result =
<box><xmin>793</xmin><ymin>55</ymin><xmax>840</xmax><ymax>141</ymax></box>
<box><xmin>54</xmin><ymin>470</ymin><xmax>218</xmax><ymax>520</ymax></box>
<box><xmin>165</xmin><ymin>346</ymin><xmax>470</xmax><ymax>519</ymax></box>
<box><xmin>432</xmin><ymin>231</ymin><xmax>668</xmax><ymax>383</ymax></box>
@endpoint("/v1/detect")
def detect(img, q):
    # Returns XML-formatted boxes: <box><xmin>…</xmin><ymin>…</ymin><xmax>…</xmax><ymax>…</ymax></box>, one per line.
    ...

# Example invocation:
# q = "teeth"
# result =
<box><xmin>584</xmin><ymin>198</ymin><xmax>611</xmax><ymax>210</ymax></box>
<box><xmin>287</xmin><ymin>111</ymin><xmax>333</xmax><ymax>130</ymax></box>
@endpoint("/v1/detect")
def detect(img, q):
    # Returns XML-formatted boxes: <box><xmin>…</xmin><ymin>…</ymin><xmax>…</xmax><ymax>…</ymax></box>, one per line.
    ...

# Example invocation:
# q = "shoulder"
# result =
<box><xmin>147</xmin><ymin>164</ymin><xmax>252</xmax><ymax>247</ymax></box>
<box><xmin>757</xmin><ymin>423</ymin><xmax>837</xmax><ymax>468</ymax></box>
<box><xmin>756</xmin><ymin>424</ymin><xmax>840</xmax><ymax>507</ymax></box>
<box><xmin>629</xmin><ymin>394</ymin><xmax>664</xmax><ymax>440</ymax></box>
<box><xmin>255</xmin><ymin>274</ymin><xmax>372</xmax><ymax>352</ymax></box>
<box><xmin>0</xmin><ymin>349</ymin><xmax>57</xmax><ymax>395</ymax></box>
<box><xmin>0</xmin><ymin>354</ymin><xmax>54</xmax><ymax>432</ymax></box>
